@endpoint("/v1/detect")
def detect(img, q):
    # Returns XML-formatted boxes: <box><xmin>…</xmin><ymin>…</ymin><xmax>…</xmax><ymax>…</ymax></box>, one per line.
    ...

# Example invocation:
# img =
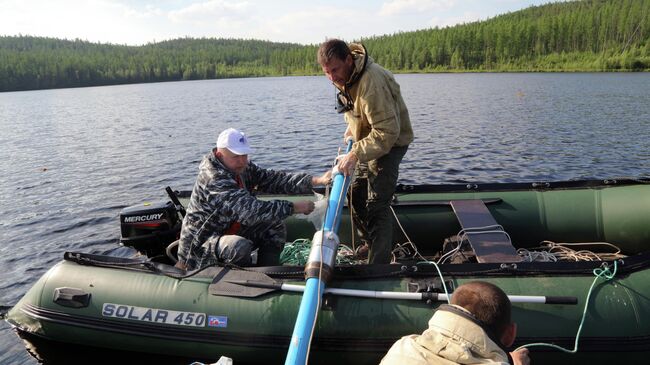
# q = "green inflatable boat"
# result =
<box><xmin>6</xmin><ymin>179</ymin><xmax>650</xmax><ymax>364</ymax></box>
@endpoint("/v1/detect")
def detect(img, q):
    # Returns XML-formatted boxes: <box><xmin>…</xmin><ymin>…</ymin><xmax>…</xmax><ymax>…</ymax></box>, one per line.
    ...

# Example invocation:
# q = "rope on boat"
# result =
<box><xmin>388</xmin><ymin>205</ymin><xmax>452</xmax><ymax>303</ymax></box>
<box><xmin>437</xmin><ymin>224</ymin><xmax>512</xmax><ymax>264</ymax></box>
<box><xmin>279</xmin><ymin>239</ymin><xmax>364</xmax><ymax>266</ymax></box>
<box><xmin>516</xmin><ymin>248</ymin><xmax>558</xmax><ymax>262</ymax></box>
<box><xmin>388</xmin><ymin>203</ymin><xmax>629</xmax><ymax>354</ymax></box>
<box><xmin>389</xmin><ymin>205</ymin><xmax>427</xmax><ymax>263</ymax></box>
<box><xmin>518</xmin><ymin>241</ymin><xmax>627</xmax><ymax>262</ymax></box>
<box><xmin>515</xmin><ymin>260</ymin><xmax>620</xmax><ymax>353</ymax></box>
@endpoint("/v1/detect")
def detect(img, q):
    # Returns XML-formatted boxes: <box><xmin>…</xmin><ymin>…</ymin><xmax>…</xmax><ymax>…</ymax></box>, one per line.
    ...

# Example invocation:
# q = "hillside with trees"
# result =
<box><xmin>0</xmin><ymin>0</ymin><xmax>648</xmax><ymax>92</ymax></box>
<box><xmin>363</xmin><ymin>0</ymin><xmax>650</xmax><ymax>71</ymax></box>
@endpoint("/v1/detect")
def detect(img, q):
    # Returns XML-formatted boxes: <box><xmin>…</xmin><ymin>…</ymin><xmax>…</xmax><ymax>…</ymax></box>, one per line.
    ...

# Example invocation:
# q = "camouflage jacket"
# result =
<box><xmin>177</xmin><ymin>152</ymin><xmax>313</xmax><ymax>269</ymax></box>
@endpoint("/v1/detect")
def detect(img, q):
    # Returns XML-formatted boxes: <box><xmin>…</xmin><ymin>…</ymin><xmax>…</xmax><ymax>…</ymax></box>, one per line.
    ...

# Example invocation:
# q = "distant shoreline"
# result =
<box><xmin>2</xmin><ymin>0</ymin><xmax>648</xmax><ymax>92</ymax></box>
<box><xmin>3</xmin><ymin>69</ymin><xmax>649</xmax><ymax>94</ymax></box>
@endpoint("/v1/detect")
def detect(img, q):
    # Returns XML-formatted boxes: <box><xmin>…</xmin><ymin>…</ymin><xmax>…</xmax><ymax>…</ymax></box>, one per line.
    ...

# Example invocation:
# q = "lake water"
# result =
<box><xmin>1</xmin><ymin>73</ymin><xmax>649</xmax><ymax>363</ymax></box>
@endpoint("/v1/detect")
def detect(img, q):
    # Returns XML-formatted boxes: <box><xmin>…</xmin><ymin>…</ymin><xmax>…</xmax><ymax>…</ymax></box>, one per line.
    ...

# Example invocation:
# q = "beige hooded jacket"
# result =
<box><xmin>339</xmin><ymin>43</ymin><xmax>414</xmax><ymax>163</ymax></box>
<box><xmin>380</xmin><ymin>305</ymin><xmax>511</xmax><ymax>365</ymax></box>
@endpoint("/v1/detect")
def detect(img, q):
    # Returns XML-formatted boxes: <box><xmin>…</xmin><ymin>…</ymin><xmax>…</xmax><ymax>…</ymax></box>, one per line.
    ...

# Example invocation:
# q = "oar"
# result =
<box><xmin>225</xmin><ymin>279</ymin><xmax>578</xmax><ymax>305</ymax></box>
<box><xmin>284</xmin><ymin>140</ymin><xmax>354</xmax><ymax>365</ymax></box>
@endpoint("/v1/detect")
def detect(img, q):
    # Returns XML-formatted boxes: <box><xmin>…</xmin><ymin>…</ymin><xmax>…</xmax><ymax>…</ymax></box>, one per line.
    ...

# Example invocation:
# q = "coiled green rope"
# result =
<box><xmin>279</xmin><ymin>238</ymin><xmax>366</xmax><ymax>266</ymax></box>
<box><xmin>515</xmin><ymin>260</ymin><xmax>619</xmax><ymax>353</ymax></box>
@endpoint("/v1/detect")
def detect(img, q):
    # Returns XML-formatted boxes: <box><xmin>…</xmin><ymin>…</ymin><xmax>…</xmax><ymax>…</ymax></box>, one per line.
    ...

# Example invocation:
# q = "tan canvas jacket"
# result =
<box><xmin>380</xmin><ymin>305</ymin><xmax>511</xmax><ymax>365</ymax></box>
<box><xmin>338</xmin><ymin>43</ymin><xmax>414</xmax><ymax>163</ymax></box>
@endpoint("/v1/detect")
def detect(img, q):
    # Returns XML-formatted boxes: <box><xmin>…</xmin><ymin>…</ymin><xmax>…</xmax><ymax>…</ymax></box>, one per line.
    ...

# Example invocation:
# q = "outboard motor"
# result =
<box><xmin>120</xmin><ymin>199</ymin><xmax>182</xmax><ymax>257</ymax></box>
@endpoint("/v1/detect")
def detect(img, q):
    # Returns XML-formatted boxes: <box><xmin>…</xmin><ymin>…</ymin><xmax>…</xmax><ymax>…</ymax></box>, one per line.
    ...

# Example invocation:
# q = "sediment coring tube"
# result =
<box><xmin>284</xmin><ymin>140</ymin><xmax>354</xmax><ymax>365</ymax></box>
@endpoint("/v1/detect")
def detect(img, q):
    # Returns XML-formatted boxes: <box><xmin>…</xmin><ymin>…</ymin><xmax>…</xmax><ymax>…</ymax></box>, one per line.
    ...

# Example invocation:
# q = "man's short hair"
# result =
<box><xmin>450</xmin><ymin>281</ymin><xmax>511</xmax><ymax>338</ymax></box>
<box><xmin>317</xmin><ymin>39</ymin><xmax>351</xmax><ymax>66</ymax></box>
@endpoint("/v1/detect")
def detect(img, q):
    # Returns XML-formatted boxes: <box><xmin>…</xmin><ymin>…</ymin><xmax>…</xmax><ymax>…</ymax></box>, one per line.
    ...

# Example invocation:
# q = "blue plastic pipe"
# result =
<box><xmin>284</xmin><ymin>140</ymin><xmax>354</xmax><ymax>365</ymax></box>
<box><xmin>323</xmin><ymin>142</ymin><xmax>354</xmax><ymax>233</ymax></box>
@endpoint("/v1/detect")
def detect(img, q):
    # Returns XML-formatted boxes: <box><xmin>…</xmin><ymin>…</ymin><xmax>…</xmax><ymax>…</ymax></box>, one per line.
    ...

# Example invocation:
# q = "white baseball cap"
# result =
<box><xmin>216</xmin><ymin>128</ymin><xmax>253</xmax><ymax>155</ymax></box>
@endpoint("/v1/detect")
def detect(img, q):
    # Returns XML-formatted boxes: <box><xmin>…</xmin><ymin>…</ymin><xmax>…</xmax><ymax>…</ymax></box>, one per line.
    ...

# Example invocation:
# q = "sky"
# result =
<box><xmin>1</xmin><ymin>0</ymin><xmax>555</xmax><ymax>46</ymax></box>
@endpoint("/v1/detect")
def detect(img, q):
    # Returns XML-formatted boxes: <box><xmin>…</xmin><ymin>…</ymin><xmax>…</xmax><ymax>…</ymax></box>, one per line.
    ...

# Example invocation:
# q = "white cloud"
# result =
<box><xmin>249</xmin><ymin>6</ymin><xmax>354</xmax><ymax>44</ymax></box>
<box><xmin>0</xmin><ymin>0</ymin><xmax>552</xmax><ymax>45</ymax></box>
<box><xmin>168</xmin><ymin>0</ymin><xmax>250</xmax><ymax>26</ymax></box>
<box><xmin>0</xmin><ymin>0</ymin><xmax>166</xmax><ymax>44</ymax></box>
<box><xmin>124</xmin><ymin>4</ymin><xmax>165</xmax><ymax>19</ymax></box>
<box><xmin>379</xmin><ymin>0</ymin><xmax>456</xmax><ymax>16</ymax></box>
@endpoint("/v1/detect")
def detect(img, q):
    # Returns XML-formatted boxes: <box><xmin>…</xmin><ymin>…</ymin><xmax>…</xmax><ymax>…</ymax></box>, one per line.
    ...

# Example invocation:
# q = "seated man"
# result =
<box><xmin>380</xmin><ymin>281</ymin><xmax>530</xmax><ymax>365</ymax></box>
<box><xmin>176</xmin><ymin>128</ymin><xmax>331</xmax><ymax>270</ymax></box>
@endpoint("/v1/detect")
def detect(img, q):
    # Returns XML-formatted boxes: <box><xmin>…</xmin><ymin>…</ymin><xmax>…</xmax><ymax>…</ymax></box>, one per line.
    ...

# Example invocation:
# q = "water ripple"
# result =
<box><xmin>0</xmin><ymin>73</ymin><xmax>649</xmax><ymax>363</ymax></box>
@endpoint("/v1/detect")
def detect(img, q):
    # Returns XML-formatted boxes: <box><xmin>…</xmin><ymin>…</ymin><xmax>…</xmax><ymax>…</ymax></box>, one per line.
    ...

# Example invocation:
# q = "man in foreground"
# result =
<box><xmin>318</xmin><ymin>39</ymin><xmax>414</xmax><ymax>264</ymax></box>
<box><xmin>176</xmin><ymin>128</ymin><xmax>331</xmax><ymax>270</ymax></box>
<box><xmin>380</xmin><ymin>281</ymin><xmax>531</xmax><ymax>365</ymax></box>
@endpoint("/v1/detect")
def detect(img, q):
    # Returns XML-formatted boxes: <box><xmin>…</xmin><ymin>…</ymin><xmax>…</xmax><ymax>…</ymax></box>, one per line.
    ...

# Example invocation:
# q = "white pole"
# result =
<box><xmin>280</xmin><ymin>284</ymin><xmax>574</xmax><ymax>304</ymax></box>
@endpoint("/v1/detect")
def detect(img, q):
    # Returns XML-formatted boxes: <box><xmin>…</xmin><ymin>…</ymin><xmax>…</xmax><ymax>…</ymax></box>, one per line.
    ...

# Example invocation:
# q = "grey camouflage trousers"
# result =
<box><xmin>206</xmin><ymin>220</ymin><xmax>287</xmax><ymax>267</ymax></box>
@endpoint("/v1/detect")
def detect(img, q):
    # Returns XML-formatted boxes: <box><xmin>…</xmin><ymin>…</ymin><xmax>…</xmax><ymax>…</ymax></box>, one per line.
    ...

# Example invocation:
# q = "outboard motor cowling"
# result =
<box><xmin>120</xmin><ymin>200</ymin><xmax>181</xmax><ymax>257</ymax></box>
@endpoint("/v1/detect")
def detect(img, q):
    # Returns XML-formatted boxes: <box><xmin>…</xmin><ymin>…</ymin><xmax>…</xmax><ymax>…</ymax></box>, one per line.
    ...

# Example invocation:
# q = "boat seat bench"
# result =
<box><xmin>449</xmin><ymin>199</ymin><xmax>521</xmax><ymax>263</ymax></box>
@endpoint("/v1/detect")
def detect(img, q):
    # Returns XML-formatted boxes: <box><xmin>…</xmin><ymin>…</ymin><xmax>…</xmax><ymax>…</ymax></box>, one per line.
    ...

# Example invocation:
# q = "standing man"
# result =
<box><xmin>176</xmin><ymin>128</ymin><xmax>331</xmax><ymax>270</ymax></box>
<box><xmin>318</xmin><ymin>39</ymin><xmax>414</xmax><ymax>264</ymax></box>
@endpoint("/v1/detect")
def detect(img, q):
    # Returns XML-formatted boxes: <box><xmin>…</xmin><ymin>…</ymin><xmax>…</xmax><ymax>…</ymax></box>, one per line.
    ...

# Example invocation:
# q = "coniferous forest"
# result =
<box><xmin>1</xmin><ymin>0</ymin><xmax>648</xmax><ymax>92</ymax></box>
